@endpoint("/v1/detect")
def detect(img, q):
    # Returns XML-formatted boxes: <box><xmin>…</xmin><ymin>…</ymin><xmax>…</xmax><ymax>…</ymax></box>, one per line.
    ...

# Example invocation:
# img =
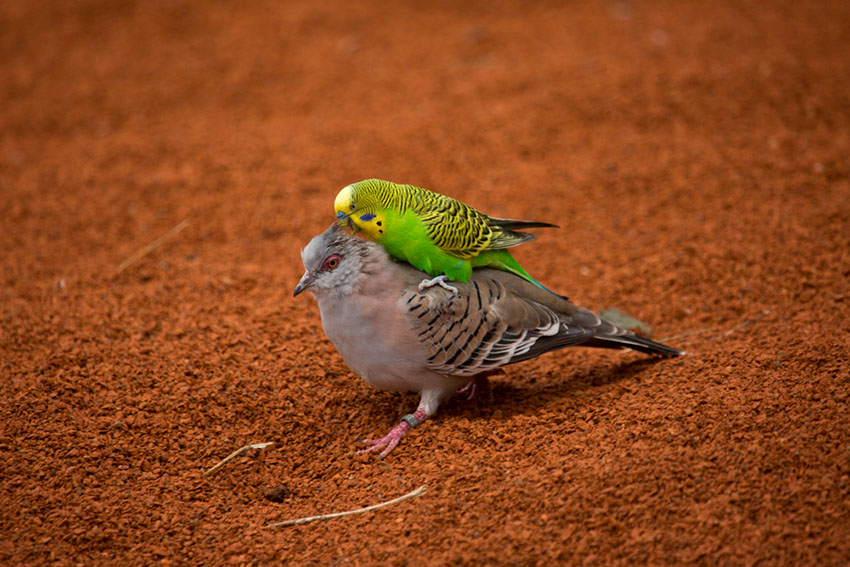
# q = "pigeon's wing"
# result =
<box><xmin>401</xmin><ymin>276</ymin><xmax>597</xmax><ymax>377</ymax></box>
<box><xmin>400</xmin><ymin>268</ymin><xmax>682</xmax><ymax>376</ymax></box>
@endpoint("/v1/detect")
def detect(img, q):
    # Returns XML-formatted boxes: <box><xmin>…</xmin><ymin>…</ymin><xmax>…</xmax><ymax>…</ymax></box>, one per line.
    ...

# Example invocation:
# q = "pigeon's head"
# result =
<box><xmin>293</xmin><ymin>222</ymin><xmax>372</xmax><ymax>298</ymax></box>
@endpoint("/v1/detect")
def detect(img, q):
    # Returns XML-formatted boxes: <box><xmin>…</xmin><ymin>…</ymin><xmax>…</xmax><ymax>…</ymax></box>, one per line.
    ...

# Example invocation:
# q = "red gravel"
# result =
<box><xmin>2</xmin><ymin>1</ymin><xmax>849</xmax><ymax>565</ymax></box>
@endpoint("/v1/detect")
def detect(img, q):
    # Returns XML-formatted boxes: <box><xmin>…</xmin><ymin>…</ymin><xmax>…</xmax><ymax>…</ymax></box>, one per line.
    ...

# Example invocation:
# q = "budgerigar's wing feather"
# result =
<box><xmin>486</xmin><ymin>229</ymin><xmax>538</xmax><ymax>250</ymax></box>
<box><xmin>416</xmin><ymin>197</ymin><xmax>492</xmax><ymax>259</ymax></box>
<box><xmin>401</xmin><ymin>268</ymin><xmax>682</xmax><ymax>376</ymax></box>
<box><xmin>412</xmin><ymin>192</ymin><xmax>555</xmax><ymax>257</ymax></box>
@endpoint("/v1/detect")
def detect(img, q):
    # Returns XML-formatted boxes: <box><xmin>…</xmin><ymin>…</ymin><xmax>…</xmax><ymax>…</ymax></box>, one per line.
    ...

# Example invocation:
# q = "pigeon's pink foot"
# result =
<box><xmin>359</xmin><ymin>408</ymin><xmax>428</xmax><ymax>459</ymax></box>
<box><xmin>457</xmin><ymin>370</ymin><xmax>501</xmax><ymax>401</ymax></box>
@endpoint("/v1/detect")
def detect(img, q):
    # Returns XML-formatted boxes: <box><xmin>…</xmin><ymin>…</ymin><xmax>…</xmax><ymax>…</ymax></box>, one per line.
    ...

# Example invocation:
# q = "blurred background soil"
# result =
<box><xmin>1</xmin><ymin>1</ymin><xmax>849</xmax><ymax>565</ymax></box>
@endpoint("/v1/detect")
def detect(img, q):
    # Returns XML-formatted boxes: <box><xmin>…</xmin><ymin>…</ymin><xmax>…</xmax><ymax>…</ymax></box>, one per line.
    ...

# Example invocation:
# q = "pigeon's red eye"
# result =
<box><xmin>322</xmin><ymin>254</ymin><xmax>342</xmax><ymax>271</ymax></box>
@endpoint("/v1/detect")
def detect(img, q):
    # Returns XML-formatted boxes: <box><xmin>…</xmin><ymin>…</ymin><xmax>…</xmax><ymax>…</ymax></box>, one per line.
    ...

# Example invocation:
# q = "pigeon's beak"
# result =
<box><xmin>293</xmin><ymin>271</ymin><xmax>315</xmax><ymax>297</ymax></box>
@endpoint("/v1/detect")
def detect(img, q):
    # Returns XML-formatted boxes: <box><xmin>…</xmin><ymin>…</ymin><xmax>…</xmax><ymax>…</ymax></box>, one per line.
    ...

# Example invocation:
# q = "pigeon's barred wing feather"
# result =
<box><xmin>401</xmin><ymin>269</ymin><xmax>682</xmax><ymax>377</ymax></box>
<box><xmin>403</xmin><ymin>278</ymin><xmax>586</xmax><ymax>377</ymax></box>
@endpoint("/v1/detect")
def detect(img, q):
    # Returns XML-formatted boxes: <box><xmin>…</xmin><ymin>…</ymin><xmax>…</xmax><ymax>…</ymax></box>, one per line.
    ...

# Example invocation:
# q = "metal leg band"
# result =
<box><xmin>400</xmin><ymin>413</ymin><xmax>420</xmax><ymax>429</ymax></box>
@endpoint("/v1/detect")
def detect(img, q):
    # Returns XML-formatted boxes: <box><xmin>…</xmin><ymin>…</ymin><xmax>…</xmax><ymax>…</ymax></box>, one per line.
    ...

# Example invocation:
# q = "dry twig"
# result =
<box><xmin>268</xmin><ymin>485</ymin><xmax>427</xmax><ymax>527</ymax></box>
<box><xmin>658</xmin><ymin>327</ymin><xmax>717</xmax><ymax>344</ymax></box>
<box><xmin>203</xmin><ymin>442</ymin><xmax>274</xmax><ymax>478</ymax></box>
<box><xmin>114</xmin><ymin>218</ymin><xmax>190</xmax><ymax>276</ymax></box>
<box><xmin>651</xmin><ymin>310</ymin><xmax>771</xmax><ymax>351</ymax></box>
<box><xmin>702</xmin><ymin>310</ymin><xmax>771</xmax><ymax>343</ymax></box>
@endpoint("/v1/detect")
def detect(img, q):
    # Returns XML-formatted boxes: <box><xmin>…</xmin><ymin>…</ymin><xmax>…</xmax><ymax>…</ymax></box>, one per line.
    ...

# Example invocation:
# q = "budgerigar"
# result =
<box><xmin>333</xmin><ymin>178</ymin><xmax>561</xmax><ymax>296</ymax></box>
<box><xmin>293</xmin><ymin>223</ymin><xmax>683</xmax><ymax>458</ymax></box>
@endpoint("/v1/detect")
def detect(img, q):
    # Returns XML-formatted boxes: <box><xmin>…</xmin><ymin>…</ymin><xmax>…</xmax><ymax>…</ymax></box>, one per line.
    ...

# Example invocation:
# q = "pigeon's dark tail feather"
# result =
<box><xmin>584</xmin><ymin>333</ymin><xmax>685</xmax><ymax>357</ymax></box>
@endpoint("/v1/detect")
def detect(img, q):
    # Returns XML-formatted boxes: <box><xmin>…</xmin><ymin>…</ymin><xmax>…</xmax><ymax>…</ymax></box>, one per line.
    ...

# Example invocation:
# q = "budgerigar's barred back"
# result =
<box><xmin>333</xmin><ymin>179</ymin><xmax>562</xmax><ymax>295</ymax></box>
<box><xmin>294</xmin><ymin>222</ymin><xmax>684</xmax><ymax>458</ymax></box>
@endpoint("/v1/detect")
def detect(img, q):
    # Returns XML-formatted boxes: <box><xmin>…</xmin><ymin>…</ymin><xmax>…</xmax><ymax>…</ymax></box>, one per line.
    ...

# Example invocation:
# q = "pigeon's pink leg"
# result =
<box><xmin>457</xmin><ymin>369</ymin><xmax>501</xmax><ymax>401</ymax></box>
<box><xmin>359</xmin><ymin>408</ymin><xmax>428</xmax><ymax>459</ymax></box>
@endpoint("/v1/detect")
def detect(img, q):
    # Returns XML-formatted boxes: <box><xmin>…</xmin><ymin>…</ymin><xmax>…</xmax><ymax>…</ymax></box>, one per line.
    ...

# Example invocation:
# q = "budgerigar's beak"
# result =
<box><xmin>293</xmin><ymin>271</ymin><xmax>315</xmax><ymax>297</ymax></box>
<box><xmin>336</xmin><ymin>210</ymin><xmax>358</xmax><ymax>232</ymax></box>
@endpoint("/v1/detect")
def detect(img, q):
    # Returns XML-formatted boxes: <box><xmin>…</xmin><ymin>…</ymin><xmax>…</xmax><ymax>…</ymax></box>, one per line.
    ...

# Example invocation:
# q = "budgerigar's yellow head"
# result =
<box><xmin>333</xmin><ymin>180</ymin><xmax>387</xmax><ymax>241</ymax></box>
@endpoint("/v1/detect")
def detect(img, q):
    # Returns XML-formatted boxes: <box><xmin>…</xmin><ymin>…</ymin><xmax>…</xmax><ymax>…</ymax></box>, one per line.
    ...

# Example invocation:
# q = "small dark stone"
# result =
<box><xmin>262</xmin><ymin>484</ymin><xmax>291</xmax><ymax>503</ymax></box>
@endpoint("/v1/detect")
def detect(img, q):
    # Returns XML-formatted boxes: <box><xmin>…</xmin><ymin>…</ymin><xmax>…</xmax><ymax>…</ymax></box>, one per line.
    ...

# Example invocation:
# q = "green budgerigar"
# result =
<box><xmin>333</xmin><ymin>178</ymin><xmax>563</xmax><ymax>296</ymax></box>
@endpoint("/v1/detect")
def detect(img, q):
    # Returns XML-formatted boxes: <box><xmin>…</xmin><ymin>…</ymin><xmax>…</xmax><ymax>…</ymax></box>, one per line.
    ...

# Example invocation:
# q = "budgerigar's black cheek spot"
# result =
<box><xmin>379</xmin><ymin>230</ymin><xmax>383</xmax><ymax>234</ymax></box>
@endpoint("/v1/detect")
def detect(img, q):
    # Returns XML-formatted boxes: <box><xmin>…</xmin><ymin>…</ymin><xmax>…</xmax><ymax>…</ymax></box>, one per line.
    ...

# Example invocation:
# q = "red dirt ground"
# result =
<box><xmin>2</xmin><ymin>1</ymin><xmax>849</xmax><ymax>565</ymax></box>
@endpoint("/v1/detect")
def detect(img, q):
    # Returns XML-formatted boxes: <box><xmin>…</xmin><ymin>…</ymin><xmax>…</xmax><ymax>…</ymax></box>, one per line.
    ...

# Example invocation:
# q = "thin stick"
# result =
<box><xmin>268</xmin><ymin>485</ymin><xmax>427</xmax><ymax>528</ymax></box>
<box><xmin>629</xmin><ymin>310</ymin><xmax>770</xmax><ymax>353</ymax></box>
<box><xmin>658</xmin><ymin>327</ymin><xmax>717</xmax><ymax>343</ymax></box>
<box><xmin>703</xmin><ymin>310</ymin><xmax>771</xmax><ymax>343</ymax></box>
<box><xmin>114</xmin><ymin>218</ymin><xmax>190</xmax><ymax>276</ymax></box>
<box><xmin>203</xmin><ymin>442</ymin><xmax>274</xmax><ymax>478</ymax></box>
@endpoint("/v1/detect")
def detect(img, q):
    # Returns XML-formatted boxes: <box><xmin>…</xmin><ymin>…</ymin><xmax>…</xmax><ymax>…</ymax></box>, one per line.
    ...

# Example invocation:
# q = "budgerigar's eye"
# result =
<box><xmin>350</xmin><ymin>203</ymin><xmax>356</xmax><ymax>210</ymax></box>
<box><xmin>321</xmin><ymin>254</ymin><xmax>342</xmax><ymax>271</ymax></box>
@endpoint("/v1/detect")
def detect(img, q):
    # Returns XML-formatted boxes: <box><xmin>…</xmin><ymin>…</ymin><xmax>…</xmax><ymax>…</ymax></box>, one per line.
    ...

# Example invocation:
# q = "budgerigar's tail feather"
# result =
<box><xmin>475</xmin><ymin>249</ymin><xmax>570</xmax><ymax>300</ymax></box>
<box><xmin>529</xmin><ymin>277</ymin><xmax>569</xmax><ymax>301</ymax></box>
<box><xmin>487</xmin><ymin>217</ymin><xmax>560</xmax><ymax>231</ymax></box>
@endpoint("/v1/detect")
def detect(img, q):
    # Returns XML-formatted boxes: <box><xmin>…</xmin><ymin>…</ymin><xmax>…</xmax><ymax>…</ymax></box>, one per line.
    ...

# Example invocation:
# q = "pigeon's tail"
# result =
<box><xmin>584</xmin><ymin>332</ymin><xmax>685</xmax><ymax>357</ymax></box>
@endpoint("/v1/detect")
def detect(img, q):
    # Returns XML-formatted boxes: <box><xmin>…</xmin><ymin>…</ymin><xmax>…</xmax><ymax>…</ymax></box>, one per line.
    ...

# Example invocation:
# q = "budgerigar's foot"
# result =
<box><xmin>358</xmin><ymin>409</ymin><xmax>428</xmax><ymax>459</ymax></box>
<box><xmin>418</xmin><ymin>275</ymin><xmax>458</xmax><ymax>294</ymax></box>
<box><xmin>457</xmin><ymin>370</ymin><xmax>500</xmax><ymax>402</ymax></box>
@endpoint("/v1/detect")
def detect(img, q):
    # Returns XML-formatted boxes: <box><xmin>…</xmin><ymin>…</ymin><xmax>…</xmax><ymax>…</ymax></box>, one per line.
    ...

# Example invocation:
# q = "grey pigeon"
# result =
<box><xmin>294</xmin><ymin>223</ymin><xmax>683</xmax><ymax>458</ymax></box>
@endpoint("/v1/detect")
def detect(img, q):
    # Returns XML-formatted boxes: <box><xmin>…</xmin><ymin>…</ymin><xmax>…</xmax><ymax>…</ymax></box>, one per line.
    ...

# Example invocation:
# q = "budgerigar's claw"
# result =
<box><xmin>418</xmin><ymin>275</ymin><xmax>458</xmax><ymax>294</ymax></box>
